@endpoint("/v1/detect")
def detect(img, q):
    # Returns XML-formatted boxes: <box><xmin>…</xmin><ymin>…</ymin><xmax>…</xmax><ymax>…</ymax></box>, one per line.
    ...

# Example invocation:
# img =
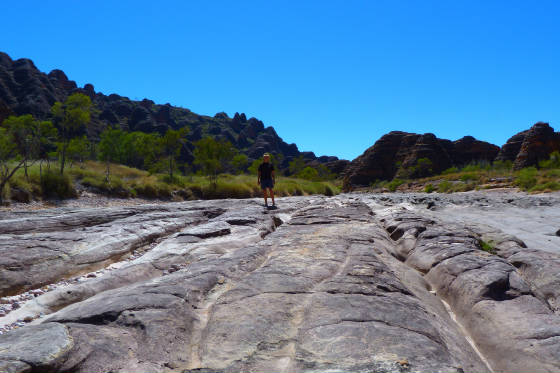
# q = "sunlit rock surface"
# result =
<box><xmin>1</xmin><ymin>192</ymin><xmax>559</xmax><ymax>373</ymax></box>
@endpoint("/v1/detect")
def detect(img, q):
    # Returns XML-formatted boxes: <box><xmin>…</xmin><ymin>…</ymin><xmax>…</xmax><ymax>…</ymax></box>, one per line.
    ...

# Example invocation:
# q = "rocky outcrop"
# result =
<box><xmin>0</xmin><ymin>51</ymin><xmax>341</xmax><ymax>170</ymax></box>
<box><xmin>0</xmin><ymin>202</ymin><xmax>224</xmax><ymax>296</ymax></box>
<box><xmin>396</xmin><ymin>133</ymin><xmax>454</xmax><ymax>177</ymax></box>
<box><xmin>343</xmin><ymin>132</ymin><xmax>499</xmax><ymax>188</ymax></box>
<box><xmin>495</xmin><ymin>131</ymin><xmax>528</xmax><ymax>162</ymax></box>
<box><xmin>343</xmin><ymin>131</ymin><xmax>413</xmax><ymax>187</ymax></box>
<box><xmin>496</xmin><ymin>122</ymin><xmax>560</xmax><ymax>169</ymax></box>
<box><xmin>513</xmin><ymin>122</ymin><xmax>560</xmax><ymax>169</ymax></box>
<box><xmin>451</xmin><ymin>136</ymin><xmax>500</xmax><ymax>166</ymax></box>
<box><xmin>1</xmin><ymin>193</ymin><xmax>559</xmax><ymax>372</ymax></box>
<box><xmin>377</xmin><ymin>208</ymin><xmax>560</xmax><ymax>373</ymax></box>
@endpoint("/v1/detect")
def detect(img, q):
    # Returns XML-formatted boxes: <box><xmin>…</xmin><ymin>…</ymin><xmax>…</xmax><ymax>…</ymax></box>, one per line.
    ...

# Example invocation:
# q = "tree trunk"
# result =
<box><xmin>105</xmin><ymin>160</ymin><xmax>110</xmax><ymax>183</ymax></box>
<box><xmin>60</xmin><ymin>142</ymin><xmax>67</xmax><ymax>175</ymax></box>
<box><xmin>169</xmin><ymin>157</ymin><xmax>173</xmax><ymax>180</ymax></box>
<box><xmin>0</xmin><ymin>159</ymin><xmax>26</xmax><ymax>205</ymax></box>
<box><xmin>0</xmin><ymin>180</ymin><xmax>5</xmax><ymax>205</ymax></box>
<box><xmin>24</xmin><ymin>159</ymin><xmax>28</xmax><ymax>181</ymax></box>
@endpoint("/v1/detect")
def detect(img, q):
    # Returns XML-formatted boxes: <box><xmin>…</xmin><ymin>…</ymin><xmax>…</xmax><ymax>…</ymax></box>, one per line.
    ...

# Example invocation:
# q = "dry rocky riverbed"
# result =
<box><xmin>0</xmin><ymin>191</ymin><xmax>559</xmax><ymax>373</ymax></box>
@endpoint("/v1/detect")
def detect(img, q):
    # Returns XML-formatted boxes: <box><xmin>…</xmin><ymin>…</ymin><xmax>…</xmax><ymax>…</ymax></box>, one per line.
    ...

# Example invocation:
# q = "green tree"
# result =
<box><xmin>0</xmin><ymin>115</ymin><xmax>57</xmax><ymax>202</ymax></box>
<box><xmin>515</xmin><ymin>167</ymin><xmax>538</xmax><ymax>190</ymax></box>
<box><xmin>288</xmin><ymin>155</ymin><xmax>305</xmax><ymax>175</ymax></box>
<box><xmin>416</xmin><ymin>157</ymin><xmax>433</xmax><ymax>176</ymax></box>
<box><xmin>0</xmin><ymin>127</ymin><xmax>20</xmax><ymax>204</ymax></box>
<box><xmin>51</xmin><ymin>93</ymin><xmax>92</xmax><ymax>174</ymax></box>
<box><xmin>36</xmin><ymin>120</ymin><xmax>59</xmax><ymax>178</ymax></box>
<box><xmin>231</xmin><ymin>154</ymin><xmax>249</xmax><ymax>174</ymax></box>
<box><xmin>248</xmin><ymin>158</ymin><xmax>261</xmax><ymax>175</ymax></box>
<box><xmin>160</xmin><ymin>127</ymin><xmax>188</xmax><ymax>180</ymax></box>
<box><xmin>316</xmin><ymin>164</ymin><xmax>336</xmax><ymax>180</ymax></box>
<box><xmin>4</xmin><ymin>115</ymin><xmax>41</xmax><ymax>180</ymax></box>
<box><xmin>193</xmin><ymin>137</ymin><xmax>236</xmax><ymax>187</ymax></box>
<box><xmin>67</xmin><ymin>136</ymin><xmax>90</xmax><ymax>168</ymax></box>
<box><xmin>298</xmin><ymin>166</ymin><xmax>319</xmax><ymax>181</ymax></box>
<box><xmin>120</xmin><ymin>132</ymin><xmax>161</xmax><ymax>170</ymax></box>
<box><xmin>98</xmin><ymin>127</ymin><xmax>126</xmax><ymax>182</ymax></box>
<box><xmin>538</xmin><ymin>151</ymin><xmax>560</xmax><ymax>169</ymax></box>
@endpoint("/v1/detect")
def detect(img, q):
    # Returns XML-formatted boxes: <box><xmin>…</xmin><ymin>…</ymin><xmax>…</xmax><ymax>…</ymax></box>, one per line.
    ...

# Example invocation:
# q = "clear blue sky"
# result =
<box><xmin>2</xmin><ymin>1</ymin><xmax>560</xmax><ymax>160</ymax></box>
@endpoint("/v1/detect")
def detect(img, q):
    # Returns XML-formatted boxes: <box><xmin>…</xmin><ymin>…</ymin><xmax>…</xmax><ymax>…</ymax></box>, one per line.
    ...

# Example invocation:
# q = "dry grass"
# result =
<box><xmin>2</xmin><ymin>160</ymin><xmax>341</xmax><ymax>202</ymax></box>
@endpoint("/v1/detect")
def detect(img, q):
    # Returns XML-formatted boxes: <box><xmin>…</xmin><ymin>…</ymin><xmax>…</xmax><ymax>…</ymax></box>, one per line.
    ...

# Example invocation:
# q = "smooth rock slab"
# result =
<box><xmin>1</xmin><ymin>194</ymin><xmax>559</xmax><ymax>373</ymax></box>
<box><xmin>0</xmin><ymin>322</ymin><xmax>73</xmax><ymax>371</ymax></box>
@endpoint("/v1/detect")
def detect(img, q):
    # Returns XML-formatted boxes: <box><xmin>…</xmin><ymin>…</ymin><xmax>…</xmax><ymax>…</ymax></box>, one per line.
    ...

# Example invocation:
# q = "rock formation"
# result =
<box><xmin>1</xmin><ymin>192</ymin><xmax>559</xmax><ymax>372</ymax></box>
<box><xmin>343</xmin><ymin>131</ymin><xmax>499</xmax><ymax>188</ymax></box>
<box><xmin>0</xmin><ymin>51</ymin><xmax>343</xmax><ymax>170</ymax></box>
<box><xmin>451</xmin><ymin>135</ymin><xmax>501</xmax><ymax>166</ymax></box>
<box><xmin>495</xmin><ymin>122</ymin><xmax>560</xmax><ymax>170</ymax></box>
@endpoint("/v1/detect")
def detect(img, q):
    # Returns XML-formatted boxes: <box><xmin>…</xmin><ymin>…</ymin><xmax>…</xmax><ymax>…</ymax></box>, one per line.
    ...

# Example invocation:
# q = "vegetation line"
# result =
<box><xmin>0</xmin><ymin>93</ymin><xmax>340</xmax><ymax>204</ymax></box>
<box><xmin>367</xmin><ymin>154</ymin><xmax>560</xmax><ymax>194</ymax></box>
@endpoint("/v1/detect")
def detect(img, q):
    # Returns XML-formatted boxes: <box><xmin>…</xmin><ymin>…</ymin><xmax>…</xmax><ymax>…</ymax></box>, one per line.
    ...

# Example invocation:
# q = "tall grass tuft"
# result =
<box><xmin>41</xmin><ymin>171</ymin><xmax>77</xmax><ymax>199</ymax></box>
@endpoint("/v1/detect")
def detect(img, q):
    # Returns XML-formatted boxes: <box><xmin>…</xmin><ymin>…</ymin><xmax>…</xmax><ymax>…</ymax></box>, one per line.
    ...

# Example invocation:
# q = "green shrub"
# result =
<box><xmin>133</xmin><ymin>183</ymin><xmax>159</xmax><ymax>198</ymax></box>
<box><xmin>438</xmin><ymin>180</ymin><xmax>452</xmax><ymax>193</ymax></box>
<box><xmin>7</xmin><ymin>177</ymin><xmax>35</xmax><ymax>202</ymax></box>
<box><xmin>1</xmin><ymin>183</ymin><xmax>10</xmax><ymax>203</ymax></box>
<box><xmin>479</xmin><ymin>240</ymin><xmax>496</xmax><ymax>254</ymax></box>
<box><xmin>442</xmin><ymin>167</ymin><xmax>459</xmax><ymax>174</ymax></box>
<box><xmin>388</xmin><ymin>178</ymin><xmax>404</xmax><ymax>192</ymax></box>
<box><xmin>538</xmin><ymin>151</ymin><xmax>560</xmax><ymax>169</ymax></box>
<box><xmin>529</xmin><ymin>181</ymin><xmax>560</xmax><ymax>192</ymax></box>
<box><xmin>201</xmin><ymin>181</ymin><xmax>253</xmax><ymax>199</ymax></box>
<box><xmin>297</xmin><ymin>167</ymin><xmax>320</xmax><ymax>181</ymax></box>
<box><xmin>492</xmin><ymin>160</ymin><xmax>513</xmax><ymax>170</ymax></box>
<box><xmin>515</xmin><ymin>167</ymin><xmax>538</xmax><ymax>190</ymax></box>
<box><xmin>452</xmin><ymin>182</ymin><xmax>475</xmax><ymax>192</ymax></box>
<box><xmin>81</xmin><ymin>175</ymin><xmax>130</xmax><ymax>197</ymax></box>
<box><xmin>41</xmin><ymin>171</ymin><xmax>77</xmax><ymax>199</ymax></box>
<box><xmin>153</xmin><ymin>182</ymin><xmax>173</xmax><ymax>198</ymax></box>
<box><xmin>460</xmin><ymin>173</ymin><xmax>477</xmax><ymax>182</ymax></box>
<box><xmin>424</xmin><ymin>184</ymin><xmax>435</xmax><ymax>193</ymax></box>
<box><xmin>370</xmin><ymin>179</ymin><xmax>388</xmax><ymax>189</ymax></box>
<box><xmin>159</xmin><ymin>174</ymin><xmax>186</xmax><ymax>187</ymax></box>
<box><xmin>462</xmin><ymin>161</ymin><xmax>490</xmax><ymax>172</ymax></box>
<box><xmin>545</xmin><ymin>169</ymin><xmax>560</xmax><ymax>178</ymax></box>
<box><xmin>324</xmin><ymin>185</ymin><xmax>334</xmax><ymax>196</ymax></box>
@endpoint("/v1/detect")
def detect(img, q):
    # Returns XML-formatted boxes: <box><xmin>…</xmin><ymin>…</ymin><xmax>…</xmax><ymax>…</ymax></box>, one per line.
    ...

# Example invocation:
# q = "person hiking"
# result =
<box><xmin>257</xmin><ymin>153</ymin><xmax>275</xmax><ymax>207</ymax></box>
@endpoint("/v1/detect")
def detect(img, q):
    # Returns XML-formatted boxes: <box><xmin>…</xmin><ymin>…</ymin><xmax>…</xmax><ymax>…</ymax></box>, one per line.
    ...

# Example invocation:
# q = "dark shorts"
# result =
<box><xmin>260</xmin><ymin>179</ymin><xmax>274</xmax><ymax>190</ymax></box>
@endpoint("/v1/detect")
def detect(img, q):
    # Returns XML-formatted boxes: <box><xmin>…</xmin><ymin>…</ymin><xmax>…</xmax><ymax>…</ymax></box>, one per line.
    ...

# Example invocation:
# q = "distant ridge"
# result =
<box><xmin>343</xmin><ymin>122</ymin><xmax>560</xmax><ymax>189</ymax></box>
<box><xmin>0</xmin><ymin>51</ymin><xmax>347</xmax><ymax>171</ymax></box>
<box><xmin>1</xmin><ymin>52</ymin><xmax>558</xmax><ymax>184</ymax></box>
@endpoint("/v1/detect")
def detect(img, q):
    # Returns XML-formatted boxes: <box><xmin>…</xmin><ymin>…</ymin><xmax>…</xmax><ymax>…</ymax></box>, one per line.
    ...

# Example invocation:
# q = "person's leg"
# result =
<box><xmin>269</xmin><ymin>188</ymin><xmax>275</xmax><ymax>205</ymax></box>
<box><xmin>262</xmin><ymin>188</ymin><xmax>268</xmax><ymax>206</ymax></box>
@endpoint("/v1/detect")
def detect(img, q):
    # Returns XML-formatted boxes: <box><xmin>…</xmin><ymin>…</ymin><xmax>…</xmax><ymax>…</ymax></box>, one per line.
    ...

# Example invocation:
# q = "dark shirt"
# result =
<box><xmin>258</xmin><ymin>162</ymin><xmax>274</xmax><ymax>180</ymax></box>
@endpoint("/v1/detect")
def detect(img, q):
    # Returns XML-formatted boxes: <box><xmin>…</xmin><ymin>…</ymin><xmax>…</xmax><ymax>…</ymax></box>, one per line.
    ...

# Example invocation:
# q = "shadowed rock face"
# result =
<box><xmin>0</xmin><ymin>51</ymin><xmax>341</xmax><ymax>170</ymax></box>
<box><xmin>343</xmin><ymin>132</ymin><xmax>499</xmax><ymax>188</ymax></box>
<box><xmin>496</xmin><ymin>122</ymin><xmax>560</xmax><ymax>169</ymax></box>
<box><xmin>1</xmin><ymin>193</ymin><xmax>560</xmax><ymax>373</ymax></box>
<box><xmin>512</xmin><ymin>122</ymin><xmax>560</xmax><ymax>169</ymax></box>
<box><xmin>495</xmin><ymin>130</ymin><xmax>529</xmax><ymax>163</ymax></box>
<box><xmin>452</xmin><ymin>136</ymin><xmax>500</xmax><ymax>166</ymax></box>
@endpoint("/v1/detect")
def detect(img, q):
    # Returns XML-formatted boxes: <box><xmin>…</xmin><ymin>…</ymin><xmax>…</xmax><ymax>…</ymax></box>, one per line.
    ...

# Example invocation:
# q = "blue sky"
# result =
<box><xmin>2</xmin><ymin>1</ymin><xmax>560</xmax><ymax>160</ymax></box>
